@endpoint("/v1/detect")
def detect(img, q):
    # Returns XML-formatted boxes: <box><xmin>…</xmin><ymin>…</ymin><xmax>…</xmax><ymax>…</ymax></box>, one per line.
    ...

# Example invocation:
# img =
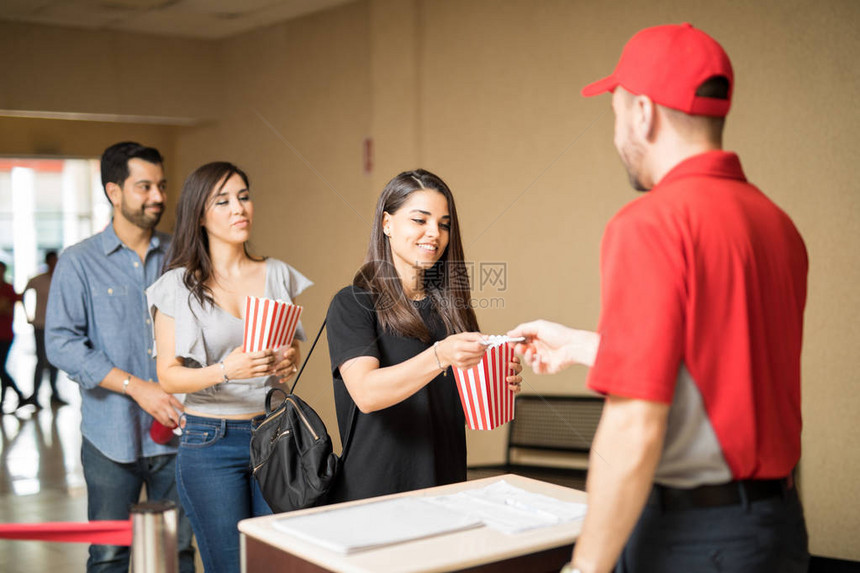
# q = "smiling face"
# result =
<box><xmin>382</xmin><ymin>188</ymin><xmax>451</xmax><ymax>289</ymax></box>
<box><xmin>111</xmin><ymin>158</ymin><xmax>166</xmax><ymax>230</ymax></box>
<box><xmin>201</xmin><ymin>172</ymin><xmax>253</xmax><ymax>247</ymax></box>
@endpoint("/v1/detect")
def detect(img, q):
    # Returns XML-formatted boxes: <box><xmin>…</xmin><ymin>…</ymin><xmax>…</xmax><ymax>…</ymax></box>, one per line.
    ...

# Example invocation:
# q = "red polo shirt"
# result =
<box><xmin>588</xmin><ymin>151</ymin><xmax>808</xmax><ymax>480</ymax></box>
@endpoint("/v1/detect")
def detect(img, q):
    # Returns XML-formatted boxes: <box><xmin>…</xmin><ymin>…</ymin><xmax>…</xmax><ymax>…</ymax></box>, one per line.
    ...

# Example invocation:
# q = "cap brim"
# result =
<box><xmin>581</xmin><ymin>74</ymin><xmax>618</xmax><ymax>97</ymax></box>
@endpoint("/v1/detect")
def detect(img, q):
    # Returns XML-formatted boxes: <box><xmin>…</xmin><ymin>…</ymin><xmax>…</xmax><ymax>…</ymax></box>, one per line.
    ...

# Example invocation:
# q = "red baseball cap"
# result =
<box><xmin>582</xmin><ymin>23</ymin><xmax>734</xmax><ymax>117</ymax></box>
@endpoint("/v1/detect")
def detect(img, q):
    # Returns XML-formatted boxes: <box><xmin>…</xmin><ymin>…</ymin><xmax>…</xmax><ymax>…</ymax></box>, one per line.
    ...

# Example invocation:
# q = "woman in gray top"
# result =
<box><xmin>147</xmin><ymin>161</ymin><xmax>311</xmax><ymax>573</ymax></box>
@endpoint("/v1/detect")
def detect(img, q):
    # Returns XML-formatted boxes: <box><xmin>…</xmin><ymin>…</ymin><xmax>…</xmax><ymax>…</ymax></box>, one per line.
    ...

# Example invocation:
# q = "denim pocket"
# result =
<box><xmin>180</xmin><ymin>422</ymin><xmax>222</xmax><ymax>449</ymax></box>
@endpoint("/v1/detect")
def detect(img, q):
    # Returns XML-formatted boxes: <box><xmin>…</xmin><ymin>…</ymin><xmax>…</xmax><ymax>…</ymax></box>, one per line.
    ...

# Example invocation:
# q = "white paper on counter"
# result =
<box><xmin>423</xmin><ymin>480</ymin><xmax>588</xmax><ymax>534</ymax></box>
<box><xmin>271</xmin><ymin>497</ymin><xmax>482</xmax><ymax>554</ymax></box>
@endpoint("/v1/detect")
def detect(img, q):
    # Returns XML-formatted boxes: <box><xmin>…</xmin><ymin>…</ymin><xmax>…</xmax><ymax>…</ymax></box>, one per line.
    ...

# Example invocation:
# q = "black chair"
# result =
<box><xmin>467</xmin><ymin>395</ymin><xmax>604</xmax><ymax>491</ymax></box>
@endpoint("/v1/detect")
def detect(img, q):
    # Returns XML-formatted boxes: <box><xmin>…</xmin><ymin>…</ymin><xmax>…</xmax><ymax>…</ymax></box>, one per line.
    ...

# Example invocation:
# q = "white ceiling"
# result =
<box><xmin>0</xmin><ymin>0</ymin><xmax>356</xmax><ymax>40</ymax></box>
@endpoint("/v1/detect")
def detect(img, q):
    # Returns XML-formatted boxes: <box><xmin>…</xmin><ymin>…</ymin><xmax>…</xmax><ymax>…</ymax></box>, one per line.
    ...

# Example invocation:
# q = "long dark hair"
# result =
<box><xmin>354</xmin><ymin>169</ymin><xmax>478</xmax><ymax>342</ymax></box>
<box><xmin>165</xmin><ymin>161</ymin><xmax>261</xmax><ymax>307</ymax></box>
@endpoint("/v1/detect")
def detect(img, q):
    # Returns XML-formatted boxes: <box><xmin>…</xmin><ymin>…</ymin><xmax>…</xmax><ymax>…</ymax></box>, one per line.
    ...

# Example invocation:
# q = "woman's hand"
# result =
<box><xmin>507</xmin><ymin>355</ymin><xmax>524</xmax><ymax>394</ymax></box>
<box><xmin>436</xmin><ymin>333</ymin><xmax>486</xmax><ymax>370</ymax></box>
<box><xmin>221</xmin><ymin>346</ymin><xmax>277</xmax><ymax>381</ymax></box>
<box><xmin>271</xmin><ymin>343</ymin><xmax>301</xmax><ymax>383</ymax></box>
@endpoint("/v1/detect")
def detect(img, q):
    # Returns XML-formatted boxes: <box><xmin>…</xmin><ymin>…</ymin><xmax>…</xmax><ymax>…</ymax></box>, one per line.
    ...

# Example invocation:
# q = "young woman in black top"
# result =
<box><xmin>326</xmin><ymin>169</ymin><xmax>522</xmax><ymax>502</ymax></box>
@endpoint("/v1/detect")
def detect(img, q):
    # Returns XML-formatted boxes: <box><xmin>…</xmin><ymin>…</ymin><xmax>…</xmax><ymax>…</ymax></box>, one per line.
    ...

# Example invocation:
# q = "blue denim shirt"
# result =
<box><xmin>46</xmin><ymin>223</ymin><xmax>175</xmax><ymax>463</ymax></box>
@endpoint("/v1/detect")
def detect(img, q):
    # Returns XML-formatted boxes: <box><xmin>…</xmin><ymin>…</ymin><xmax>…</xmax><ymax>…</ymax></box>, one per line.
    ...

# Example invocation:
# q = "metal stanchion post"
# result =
<box><xmin>130</xmin><ymin>500</ymin><xmax>179</xmax><ymax>573</ymax></box>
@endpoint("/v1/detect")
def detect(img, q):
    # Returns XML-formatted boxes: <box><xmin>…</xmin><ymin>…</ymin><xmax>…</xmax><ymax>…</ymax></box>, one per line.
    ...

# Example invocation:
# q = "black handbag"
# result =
<box><xmin>250</xmin><ymin>320</ymin><xmax>356</xmax><ymax>513</ymax></box>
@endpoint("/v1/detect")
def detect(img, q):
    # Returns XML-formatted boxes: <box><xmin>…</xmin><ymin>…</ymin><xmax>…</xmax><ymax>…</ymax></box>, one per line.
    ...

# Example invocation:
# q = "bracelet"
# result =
<box><xmin>219</xmin><ymin>361</ymin><xmax>230</xmax><ymax>384</ymax></box>
<box><xmin>122</xmin><ymin>375</ymin><xmax>132</xmax><ymax>395</ymax></box>
<box><xmin>432</xmin><ymin>341</ymin><xmax>447</xmax><ymax>377</ymax></box>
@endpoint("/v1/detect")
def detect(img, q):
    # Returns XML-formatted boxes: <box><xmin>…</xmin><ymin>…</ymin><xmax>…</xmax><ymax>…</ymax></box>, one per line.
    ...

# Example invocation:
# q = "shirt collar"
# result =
<box><xmin>101</xmin><ymin>221</ymin><xmax>165</xmax><ymax>256</ymax></box>
<box><xmin>656</xmin><ymin>150</ymin><xmax>747</xmax><ymax>189</ymax></box>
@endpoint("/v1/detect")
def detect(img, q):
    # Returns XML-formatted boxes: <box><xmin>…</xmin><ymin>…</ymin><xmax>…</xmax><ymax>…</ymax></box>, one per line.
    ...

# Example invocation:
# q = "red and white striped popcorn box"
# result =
<box><xmin>453</xmin><ymin>342</ymin><xmax>516</xmax><ymax>431</ymax></box>
<box><xmin>242</xmin><ymin>296</ymin><xmax>303</xmax><ymax>353</ymax></box>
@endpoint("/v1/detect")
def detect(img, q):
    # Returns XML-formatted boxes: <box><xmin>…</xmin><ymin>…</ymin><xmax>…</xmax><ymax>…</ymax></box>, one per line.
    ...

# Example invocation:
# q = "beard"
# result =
<box><xmin>617</xmin><ymin>125</ymin><xmax>649</xmax><ymax>192</ymax></box>
<box><xmin>120</xmin><ymin>196</ymin><xmax>163</xmax><ymax>230</ymax></box>
<box><xmin>625</xmin><ymin>166</ymin><xmax>648</xmax><ymax>192</ymax></box>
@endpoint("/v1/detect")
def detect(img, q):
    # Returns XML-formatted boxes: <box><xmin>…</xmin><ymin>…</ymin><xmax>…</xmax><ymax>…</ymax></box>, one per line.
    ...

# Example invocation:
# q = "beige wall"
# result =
<box><xmin>173</xmin><ymin>1</ymin><xmax>374</xmax><ymax>428</ymax></box>
<box><xmin>0</xmin><ymin>21</ymin><xmax>221</xmax><ymax>119</ymax></box>
<box><xmin>1</xmin><ymin>0</ymin><xmax>858</xmax><ymax>560</ymax></box>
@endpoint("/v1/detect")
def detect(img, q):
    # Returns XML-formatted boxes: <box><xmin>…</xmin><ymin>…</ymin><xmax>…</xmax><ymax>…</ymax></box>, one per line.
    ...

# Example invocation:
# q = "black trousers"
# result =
<box><xmin>1</xmin><ymin>339</ymin><xmax>24</xmax><ymax>403</ymax></box>
<box><xmin>616</xmin><ymin>486</ymin><xmax>809</xmax><ymax>573</ymax></box>
<box><xmin>31</xmin><ymin>328</ymin><xmax>59</xmax><ymax>396</ymax></box>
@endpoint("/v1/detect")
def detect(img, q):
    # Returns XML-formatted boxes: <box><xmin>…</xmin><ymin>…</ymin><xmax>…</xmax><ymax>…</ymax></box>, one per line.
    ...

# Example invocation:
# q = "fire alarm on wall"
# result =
<box><xmin>363</xmin><ymin>137</ymin><xmax>373</xmax><ymax>175</ymax></box>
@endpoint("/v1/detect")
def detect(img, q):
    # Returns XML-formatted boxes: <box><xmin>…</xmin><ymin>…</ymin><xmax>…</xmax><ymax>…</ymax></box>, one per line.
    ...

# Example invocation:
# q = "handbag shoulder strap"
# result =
<box><xmin>289</xmin><ymin>318</ymin><xmax>327</xmax><ymax>394</ymax></box>
<box><xmin>288</xmin><ymin>319</ymin><xmax>358</xmax><ymax>459</ymax></box>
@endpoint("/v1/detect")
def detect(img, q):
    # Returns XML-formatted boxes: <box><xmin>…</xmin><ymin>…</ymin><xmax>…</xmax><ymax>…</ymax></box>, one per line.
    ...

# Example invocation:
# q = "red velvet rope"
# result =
<box><xmin>0</xmin><ymin>520</ymin><xmax>133</xmax><ymax>545</ymax></box>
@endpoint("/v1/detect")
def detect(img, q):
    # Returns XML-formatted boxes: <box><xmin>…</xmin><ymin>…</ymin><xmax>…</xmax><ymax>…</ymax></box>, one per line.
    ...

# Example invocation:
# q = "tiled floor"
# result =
<box><xmin>1</xmin><ymin>338</ymin><xmax>89</xmax><ymax>572</ymax></box>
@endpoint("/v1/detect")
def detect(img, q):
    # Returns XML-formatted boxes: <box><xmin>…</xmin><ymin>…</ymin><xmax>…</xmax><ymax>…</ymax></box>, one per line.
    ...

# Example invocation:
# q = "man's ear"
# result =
<box><xmin>105</xmin><ymin>182</ymin><xmax>122</xmax><ymax>207</ymax></box>
<box><xmin>632</xmin><ymin>95</ymin><xmax>657</xmax><ymax>142</ymax></box>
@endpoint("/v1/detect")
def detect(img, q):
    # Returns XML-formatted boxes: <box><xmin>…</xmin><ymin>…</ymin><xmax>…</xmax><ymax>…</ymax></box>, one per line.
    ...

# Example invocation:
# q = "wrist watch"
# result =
<box><xmin>560</xmin><ymin>564</ymin><xmax>583</xmax><ymax>573</ymax></box>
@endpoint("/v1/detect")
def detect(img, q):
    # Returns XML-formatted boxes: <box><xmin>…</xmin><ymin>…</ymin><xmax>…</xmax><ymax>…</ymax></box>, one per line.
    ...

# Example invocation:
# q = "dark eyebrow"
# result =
<box><xmin>134</xmin><ymin>178</ymin><xmax>166</xmax><ymax>186</ymax></box>
<box><xmin>213</xmin><ymin>188</ymin><xmax>249</xmax><ymax>199</ymax></box>
<box><xmin>409</xmin><ymin>209</ymin><xmax>450</xmax><ymax>218</ymax></box>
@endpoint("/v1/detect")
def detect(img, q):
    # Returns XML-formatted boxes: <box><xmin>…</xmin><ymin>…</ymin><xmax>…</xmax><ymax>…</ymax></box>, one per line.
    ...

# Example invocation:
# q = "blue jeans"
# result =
<box><xmin>177</xmin><ymin>415</ymin><xmax>272</xmax><ymax>573</ymax></box>
<box><xmin>615</xmin><ymin>486</ymin><xmax>809</xmax><ymax>572</ymax></box>
<box><xmin>81</xmin><ymin>437</ymin><xmax>195</xmax><ymax>573</ymax></box>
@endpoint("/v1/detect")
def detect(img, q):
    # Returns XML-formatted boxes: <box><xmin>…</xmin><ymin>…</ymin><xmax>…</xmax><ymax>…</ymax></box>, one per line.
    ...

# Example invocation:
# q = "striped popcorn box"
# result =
<box><xmin>243</xmin><ymin>296</ymin><xmax>303</xmax><ymax>353</ymax></box>
<box><xmin>452</xmin><ymin>341</ymin><xmax>516</xmax><ymax>431</ymax></box>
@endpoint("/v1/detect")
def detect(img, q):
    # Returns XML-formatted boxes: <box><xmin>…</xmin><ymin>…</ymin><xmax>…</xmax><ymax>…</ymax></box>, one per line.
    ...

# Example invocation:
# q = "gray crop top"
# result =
<box><xmin>146</xmin><ymin>258</ymin><xmax>312</xmax><ymax>415</ymax></box>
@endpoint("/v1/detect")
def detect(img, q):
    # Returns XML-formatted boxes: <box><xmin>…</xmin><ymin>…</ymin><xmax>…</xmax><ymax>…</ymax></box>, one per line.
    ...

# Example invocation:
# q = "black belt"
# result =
<box><xmin>650</xmin><ymin>478</ymin><xmax>791</xmax><ymax>510</ymax></box>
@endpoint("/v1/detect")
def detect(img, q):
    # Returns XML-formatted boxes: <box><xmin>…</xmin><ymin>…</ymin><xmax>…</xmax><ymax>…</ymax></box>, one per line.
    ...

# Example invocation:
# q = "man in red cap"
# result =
<box><xmin>509</xmin><ymin>23</ymin><xmax>809</xmax><ymax>572</ymax></box>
